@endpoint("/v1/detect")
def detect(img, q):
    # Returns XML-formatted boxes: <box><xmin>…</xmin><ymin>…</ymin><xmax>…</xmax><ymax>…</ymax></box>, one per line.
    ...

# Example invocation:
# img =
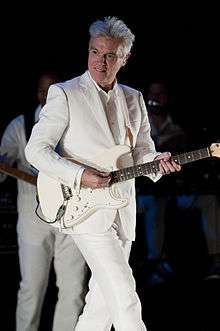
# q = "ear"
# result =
<box><xmin>122</xmin><ymin>53</ymin><xmax>131</xmax><ymax>66</ymax></box>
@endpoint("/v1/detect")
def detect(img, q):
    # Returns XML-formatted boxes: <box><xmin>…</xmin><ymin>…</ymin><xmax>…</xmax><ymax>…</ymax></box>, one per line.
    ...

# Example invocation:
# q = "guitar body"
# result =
<box><xmin>36</xmin><ymin>142</ymin><xmax>220</xmax><ymax>229</ymax></box>
<box><xmin>37</xmin><ymin>145</ymin><xmax>132</xmax><ymax>228</ymax></box>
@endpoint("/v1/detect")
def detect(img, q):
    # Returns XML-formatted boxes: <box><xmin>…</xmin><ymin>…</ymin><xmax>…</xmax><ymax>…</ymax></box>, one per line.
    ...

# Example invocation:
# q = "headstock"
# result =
<box><xmin>210</xmin><ymin>143</ymin><xmax>220</xmax><ymax>158</ymax></box>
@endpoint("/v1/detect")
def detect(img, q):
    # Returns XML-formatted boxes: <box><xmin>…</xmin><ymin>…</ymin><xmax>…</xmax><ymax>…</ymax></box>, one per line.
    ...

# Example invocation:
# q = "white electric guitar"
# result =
<box><xmin>37</xmin><ymin>143</ymin><xmax>220</xmax><ymax>229</ymax></box>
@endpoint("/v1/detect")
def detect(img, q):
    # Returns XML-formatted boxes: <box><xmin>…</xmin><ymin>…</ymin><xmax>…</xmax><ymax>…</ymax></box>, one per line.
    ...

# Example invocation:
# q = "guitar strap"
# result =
<box><xmin>127</xmin><ymin>127</ymin><xmax>134</xmax><ymax>151</ymax></box>
<box><xmin>120</xmin><ymin>86</ymin><xmax>134</xmax><ymax>151</ymax></box>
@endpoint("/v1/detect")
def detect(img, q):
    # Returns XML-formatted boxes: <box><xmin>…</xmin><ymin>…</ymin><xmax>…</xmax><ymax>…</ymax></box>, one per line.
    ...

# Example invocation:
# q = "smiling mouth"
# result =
<box><xmin>94</xmin><ymin>66</ymin><xmax>107</xmax><ymax>72</ymax></box>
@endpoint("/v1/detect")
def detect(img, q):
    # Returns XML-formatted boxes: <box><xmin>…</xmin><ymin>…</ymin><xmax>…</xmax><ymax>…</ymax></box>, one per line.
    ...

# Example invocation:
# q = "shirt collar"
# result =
<box><xmin>87</xmin><ymin>70</ymin><xmax>119</xmax><ymax>97</ymax></box>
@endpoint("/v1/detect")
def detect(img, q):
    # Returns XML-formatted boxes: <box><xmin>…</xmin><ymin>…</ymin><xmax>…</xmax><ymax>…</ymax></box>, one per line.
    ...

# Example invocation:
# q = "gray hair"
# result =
<box><xmin>89</xmin><ymin>16</ymin><xmax>135</xmax><ymax>56</ymax></box>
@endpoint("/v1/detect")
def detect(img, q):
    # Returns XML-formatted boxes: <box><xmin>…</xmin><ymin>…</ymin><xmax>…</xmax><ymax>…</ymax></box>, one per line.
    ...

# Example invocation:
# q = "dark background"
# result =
<box><xmin>1</xmin><ymin>3</ymin><xmax>219</xmax><ymax>145</ymax></box>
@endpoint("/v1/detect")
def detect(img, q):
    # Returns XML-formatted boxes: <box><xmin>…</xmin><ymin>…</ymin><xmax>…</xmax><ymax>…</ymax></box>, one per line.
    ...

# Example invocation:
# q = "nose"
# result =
<box><xmin>97</xmin><ymin>54</ymin><xmax>107</xmax><ymax>64</ymax></box>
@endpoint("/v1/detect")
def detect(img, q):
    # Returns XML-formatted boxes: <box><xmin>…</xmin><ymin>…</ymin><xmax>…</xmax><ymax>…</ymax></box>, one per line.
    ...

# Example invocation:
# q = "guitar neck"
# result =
<box><xmin>0</xmin><ymin>162</ymin><xmax>37</xmax><ymax>186</ymax></box>
<box><xmin>111</xmin><ymin>146</ymin><xmax>211</xmax><ymax>184</ymax></box>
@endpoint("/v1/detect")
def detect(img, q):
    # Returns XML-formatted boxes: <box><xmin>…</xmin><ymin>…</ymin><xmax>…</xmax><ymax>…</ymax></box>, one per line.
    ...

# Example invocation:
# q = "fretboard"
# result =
<box><xmin>0</xmin><ymin>162</ymin><xmax>37</xmax><ymax>186</ymax></box>
<box><xmin>111</xmin><ymin>147</ymin><xmax>210</xmax><ymax>184</ymax></box>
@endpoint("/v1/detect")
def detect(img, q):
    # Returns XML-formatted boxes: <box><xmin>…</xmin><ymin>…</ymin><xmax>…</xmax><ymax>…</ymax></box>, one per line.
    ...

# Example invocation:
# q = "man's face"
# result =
<box><xmin>147</xmin><ymin>83</ymin><xmax>168</xmax><ymax>106</ymax></box>
<box><xmin>88</xmin><ymin>36</ymin><xmax>128</xmax><ymax>91</ymax></box>
<box><xmin>147</xmin><ymin>83</ymin><xmax>169</xmax><ymax>118</ymax></box>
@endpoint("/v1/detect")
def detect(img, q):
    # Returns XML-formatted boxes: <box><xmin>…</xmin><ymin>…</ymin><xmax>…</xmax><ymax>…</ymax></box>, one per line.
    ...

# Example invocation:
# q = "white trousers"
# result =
<box><xmin>71</xmin><ymin>221</ymin><xmax>147</xmax><ymax>331</ymax></box>
<box><xmin>16</xmin><ymin>222</ymin><xmax>88</xmax><ymax>331</ymax></box>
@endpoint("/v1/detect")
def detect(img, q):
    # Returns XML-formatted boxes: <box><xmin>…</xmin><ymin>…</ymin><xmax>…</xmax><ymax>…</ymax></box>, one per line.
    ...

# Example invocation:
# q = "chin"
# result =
<box><xmin>96</xmin><ymin>71</ymin><xmax>107</xmax><ymax>78</ymax></box>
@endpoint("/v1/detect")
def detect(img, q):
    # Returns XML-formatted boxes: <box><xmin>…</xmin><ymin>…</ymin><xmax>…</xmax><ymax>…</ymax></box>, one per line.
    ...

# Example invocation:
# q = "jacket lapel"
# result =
<box><xmin>79</xmin><ymin>72</ymin><xmax>115</xmax><ymax>146</ymax></box>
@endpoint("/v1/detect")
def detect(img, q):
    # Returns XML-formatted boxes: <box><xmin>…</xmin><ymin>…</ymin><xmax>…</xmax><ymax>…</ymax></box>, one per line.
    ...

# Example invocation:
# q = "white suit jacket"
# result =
<box><xmin>25</xmin><ymin>71</ymin><xmax>160</xmax><ymax>240</ymax></box>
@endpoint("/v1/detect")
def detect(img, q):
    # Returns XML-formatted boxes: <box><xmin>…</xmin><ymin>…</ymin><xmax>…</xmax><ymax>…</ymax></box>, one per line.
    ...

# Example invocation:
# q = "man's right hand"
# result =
<box><xmin>81</xmin><ymin>168</ymin><xmax>111</xmax><ymax>189</ymax></box>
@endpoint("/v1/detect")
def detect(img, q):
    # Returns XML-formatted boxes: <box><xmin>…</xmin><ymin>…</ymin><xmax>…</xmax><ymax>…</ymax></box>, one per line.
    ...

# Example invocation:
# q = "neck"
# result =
<box><xmin>110</xmin><ymin>146</ymin><xmax>211</xmax><ymax>184</ymax></box>
<box><xmin>99</xmin><ymin>81</ymin><xmax>115</xmax><ymax>93</ymax></box>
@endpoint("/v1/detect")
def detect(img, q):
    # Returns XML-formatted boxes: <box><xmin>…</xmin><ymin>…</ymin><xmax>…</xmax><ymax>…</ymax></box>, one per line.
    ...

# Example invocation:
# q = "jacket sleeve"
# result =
<box><xmin>25</xmin><ymin>84</ymin><xmax>83</xmax><ymax>187</ymax></box>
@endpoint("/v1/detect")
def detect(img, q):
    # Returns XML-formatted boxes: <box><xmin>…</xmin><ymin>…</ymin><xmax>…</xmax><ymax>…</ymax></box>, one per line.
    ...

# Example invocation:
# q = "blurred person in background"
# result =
<box><xmin>0</xmin><ymin>73</ymin><xmax>88</xmax><ymax>331</ymax></box>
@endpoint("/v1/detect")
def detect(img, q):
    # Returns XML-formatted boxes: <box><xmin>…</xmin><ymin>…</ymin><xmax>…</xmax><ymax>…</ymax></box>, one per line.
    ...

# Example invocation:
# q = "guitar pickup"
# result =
<box><xmin>61</xmin><ymin>184</ymin><xmax>73</xmax><ymax>200</ymax></box>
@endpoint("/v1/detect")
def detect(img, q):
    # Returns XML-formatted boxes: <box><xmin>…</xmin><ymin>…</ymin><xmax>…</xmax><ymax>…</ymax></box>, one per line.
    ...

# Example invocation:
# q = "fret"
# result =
<box><xmin>111</xmin><ymin>160</ymin><xmax>160</xmax><ymax>183</ymax></box>
<box><xmin>191</xmin><ymin>151</ymin><xmax>199</xmax><ymax>161</ymax></box>
<box><xmin>172</xmin><ymin>147</ymin><xmax>210</xmax><ymax>165</ymax></box>
<box><xmin>172</xmin><ymin>155</ymin><xmax>179</xmax><ymax>164</ymax></box>
<box><xmin>119</xmin><ymin>170</ymin><xmax>125</xmax><ymax>181</ymax></box>
<box><xmin>124</xmin><ymin>166</ymin><xmax>135</xmax><ymax>180</ymax></box>
<box><xmin>149</xmin><ymin>161</ymin><xmax>160</xmax><ymax>174</ymax></box>
<box><xmin>110</xmin><ymin>145</ymin><xmax>213</xmax><ymax>185</ymax></box>
<box><xmin>121</xmin><ymin>168</ymin><xmax>128</xmax><ymax>180</ymax></box>
<box><xmin>200</xmin><ymin>148</ymin><xmax>210</xmax><ymax>158</ymax></box>
<box><xmin>134</xmin><ymin>165</ymin><xmax>144</xmax><ymax>176</ymax></box>
<box><xmin>185</xmin><ymin>152</ymin><xmax>195</xmax><ymax>163</ymax></box>
<box><xmin>140</xmin><ymin>164</ymin><xmax>149</xmax><ymax>175</ymax></box>
<box><xmin>179</xmin><ymin>154</ymin><xmax>187</xmax><ymax>164</ymax></box>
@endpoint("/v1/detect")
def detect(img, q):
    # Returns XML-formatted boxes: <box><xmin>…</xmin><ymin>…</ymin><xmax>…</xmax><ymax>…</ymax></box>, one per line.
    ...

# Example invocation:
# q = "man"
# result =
<box><xmin>136</xmin><ymin>81</ymin><xmax>187</xmax><ymax>285</ymax></box>
<box><xmin>25</xmin><ymin>17</ymin><xmax>181</xmax><ymax>331</ymax></box>
<box><xmin>142</xmin><ymin>81</ymin><xmax>220</xmax><ymax>282</ymax></box>
<box><xmin>0</xmin><ymin>73</ymin><xmax>88</xmax><ymax>331</ymax></box>
<box><xmin>146</xmin><ymin>81</ymin><xmax>186</xmax><ymax>152</ymax></box>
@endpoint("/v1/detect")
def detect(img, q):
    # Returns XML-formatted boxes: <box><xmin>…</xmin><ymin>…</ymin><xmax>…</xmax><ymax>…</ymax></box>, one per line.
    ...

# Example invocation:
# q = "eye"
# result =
<box><xmin>89</xmin><ymin>49</ymin><xmax>98</xmax><ymax>55</ymax></box>
<box><xmin>106</xmin><ymin>53</ymin><xmax>117</xmax><ymax>61</ymax></box>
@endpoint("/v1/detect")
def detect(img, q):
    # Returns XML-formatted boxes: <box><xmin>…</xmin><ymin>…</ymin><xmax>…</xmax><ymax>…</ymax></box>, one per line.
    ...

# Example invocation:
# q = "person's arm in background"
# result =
<box><xmin>132</xmin><ymin>92</ymin><xmax>181</xmax><ymax>180</ymax></box>
<box><xmin>0</xmin><ymin>117</ymin><xmax>20</xmax><ymax>183</ymax></box>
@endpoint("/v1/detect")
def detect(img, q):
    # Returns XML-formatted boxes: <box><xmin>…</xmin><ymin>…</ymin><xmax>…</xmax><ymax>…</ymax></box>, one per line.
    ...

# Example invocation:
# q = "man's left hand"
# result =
<box><xmin>155</xmin><ymin>152</ymin><xmax>181</xmax><ymax>175</ymax></box>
